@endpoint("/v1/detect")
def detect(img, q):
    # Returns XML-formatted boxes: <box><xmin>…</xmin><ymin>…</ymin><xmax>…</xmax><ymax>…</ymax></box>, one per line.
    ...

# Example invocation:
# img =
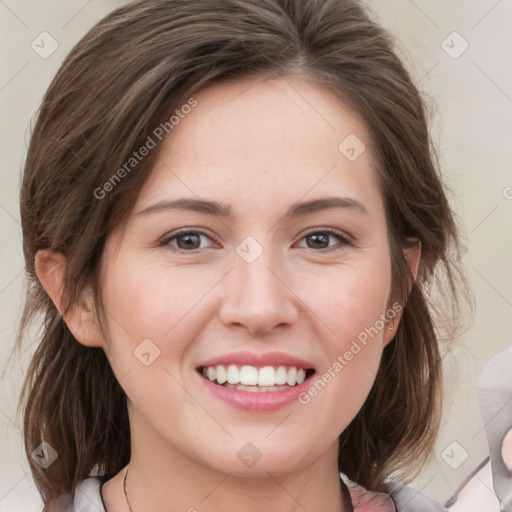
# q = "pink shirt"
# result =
<box><xmin>345</xmin><ymin>478</ymin><xmax>397</xmax><ymax>512</ymax></box>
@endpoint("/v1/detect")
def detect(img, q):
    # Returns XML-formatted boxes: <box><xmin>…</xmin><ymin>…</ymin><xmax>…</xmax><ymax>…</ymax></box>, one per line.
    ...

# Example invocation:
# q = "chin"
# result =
<box><xmin>199</xmin><ymin>440</ymin><xmax>319</xmax><ymax>478</ymax></box>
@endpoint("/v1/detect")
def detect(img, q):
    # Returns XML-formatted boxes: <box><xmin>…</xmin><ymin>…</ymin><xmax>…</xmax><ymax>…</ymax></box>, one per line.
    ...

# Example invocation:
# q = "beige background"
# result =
<box><xmin>1</xmin><ymin>0</ymin><xmax>511</xmax><ymax>510</ymax></box>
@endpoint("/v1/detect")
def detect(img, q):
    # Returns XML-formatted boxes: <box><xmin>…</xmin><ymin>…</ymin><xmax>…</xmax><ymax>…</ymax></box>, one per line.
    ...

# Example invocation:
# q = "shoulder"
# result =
<box><xmin>388</xmin><ymin>481</ymin><xmax>449</xmax><ymax>512</ymax></box>
<box><xmin>45</xmin><ymin>477</ymin><xmax>105</xmax><ymax>512</ymax></box>
<box><xmin>340</xmin><ymin>472</ymin><xmax>448</xmax><ymax>512</ymax></box>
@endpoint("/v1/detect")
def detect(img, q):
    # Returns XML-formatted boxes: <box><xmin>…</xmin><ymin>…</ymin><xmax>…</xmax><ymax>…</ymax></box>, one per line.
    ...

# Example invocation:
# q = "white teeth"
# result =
<box><xmin>258</xmin><ymin>366</ymin><xmax>276</xmax><ymax>386</ymax></box>
<box><xmin>239</xmin><ymin>365</ymin><xmax>258</xmax><ymax>385</ymax></box>
<box><xmin>216</xmin><ymin>365</ymin><xmax>227</xmax><ymax>384</ymax></box>
<box><xmin>200</xmin><ymin>364</ymin><xmax>311</xmax><ymax>388</ymax></box>
<box><xmin>286</xmin><ymin>367</ymin><xmax>297</xmax><ymax>386</ymax></box>
<box><xmin>224</xmin><ymin>383</ymin><xmax>295</xmax><ymax>392</ymax></box>
<box><xmin>275</xmin><ymin>366</ymin><xmax>288</xmax><ymax>385</ymax></box>
<box><xmin>227</xmin><ymin>364</ymin><xmax>239</xmax><ymax>384</ymax></box>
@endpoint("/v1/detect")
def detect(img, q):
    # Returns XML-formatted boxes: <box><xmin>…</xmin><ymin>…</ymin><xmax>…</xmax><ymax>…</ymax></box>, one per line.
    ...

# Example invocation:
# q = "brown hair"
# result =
<box><xmin>15</xmin><ymin>0</ymin><xmax>471</xmax><ymax>506</ymax></box>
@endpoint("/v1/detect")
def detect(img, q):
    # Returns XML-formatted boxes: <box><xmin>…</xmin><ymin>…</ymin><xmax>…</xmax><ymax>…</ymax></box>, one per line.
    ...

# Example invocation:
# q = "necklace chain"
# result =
<box><xmin>123</xmin><ymin>464</ymin><xmax>134</xmax><ymax>512</ymax></box>
<box><xmin>122</xmin><ymin>463</ymin><xmax>353</xmax><ymax>512</ymax></box>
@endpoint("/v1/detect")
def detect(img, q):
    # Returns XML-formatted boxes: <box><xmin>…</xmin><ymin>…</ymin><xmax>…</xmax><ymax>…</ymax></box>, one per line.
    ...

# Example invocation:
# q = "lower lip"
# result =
<box><xmin>197</xmin><ymin>372</ymin><xmax>314</xmax><ymax>412</ymax></box>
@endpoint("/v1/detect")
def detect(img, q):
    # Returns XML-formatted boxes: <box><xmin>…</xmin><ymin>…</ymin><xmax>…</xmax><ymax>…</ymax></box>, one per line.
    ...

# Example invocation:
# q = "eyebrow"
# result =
<box><xmin>137</xmin><ymin>196</ymin><xmax>369</xmax><ymax>219</ymax></box>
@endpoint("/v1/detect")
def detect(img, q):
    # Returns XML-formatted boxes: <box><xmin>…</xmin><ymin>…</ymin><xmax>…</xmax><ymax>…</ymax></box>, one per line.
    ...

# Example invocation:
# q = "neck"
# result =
<box><xmin>120</xmin><ymin>416</ymin><xmax>349</xmax><ymax>512</ymax></box>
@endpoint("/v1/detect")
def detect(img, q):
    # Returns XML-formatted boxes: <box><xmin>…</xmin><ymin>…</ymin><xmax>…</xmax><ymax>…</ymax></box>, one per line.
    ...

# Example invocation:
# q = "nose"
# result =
<box><xmin>218</xmin><ymin>242</ymin><xmax>299</xmax><ymax>335</ymax></box>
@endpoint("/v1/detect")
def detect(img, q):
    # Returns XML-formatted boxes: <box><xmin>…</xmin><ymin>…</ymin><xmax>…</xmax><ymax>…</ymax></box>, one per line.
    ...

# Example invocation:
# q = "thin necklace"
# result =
<box><xmin>123</xmin><ymin>464</ymin><xmax>353</xmax><ymax>512</ymax></box>
<box><xmin>123</xmin><ymin>464</ymin><xmax>134</xmax><ymax>512</ymax></box>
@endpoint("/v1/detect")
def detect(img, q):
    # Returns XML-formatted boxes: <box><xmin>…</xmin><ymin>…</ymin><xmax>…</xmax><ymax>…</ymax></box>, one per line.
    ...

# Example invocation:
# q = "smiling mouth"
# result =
<box><xmin>197</xmin><ymin>364</ymin><xmax>315</xmax><ymax>392</ymax></box>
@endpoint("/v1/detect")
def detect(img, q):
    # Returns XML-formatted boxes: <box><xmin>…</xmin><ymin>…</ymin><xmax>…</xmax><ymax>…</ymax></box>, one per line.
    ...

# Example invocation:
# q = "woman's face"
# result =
<box><xmin>97</xmin><ymin>75</ymin><xmax>398</xmax><ymax>476</ymax></box>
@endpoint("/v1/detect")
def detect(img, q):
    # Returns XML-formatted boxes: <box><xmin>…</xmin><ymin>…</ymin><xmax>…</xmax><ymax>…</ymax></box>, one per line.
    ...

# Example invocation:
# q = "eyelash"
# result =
<box><xmin>160</xmin><ymin>228</ymin><xmax>353</xmax><ymax>254</ymax></box>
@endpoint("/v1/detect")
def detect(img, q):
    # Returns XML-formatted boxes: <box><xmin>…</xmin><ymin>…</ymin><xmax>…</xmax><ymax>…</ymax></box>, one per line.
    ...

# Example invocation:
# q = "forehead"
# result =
<box><xmin>136</xmin><ymin>75</ymin><xmax>381</xmax><ymax>215</ymax></box>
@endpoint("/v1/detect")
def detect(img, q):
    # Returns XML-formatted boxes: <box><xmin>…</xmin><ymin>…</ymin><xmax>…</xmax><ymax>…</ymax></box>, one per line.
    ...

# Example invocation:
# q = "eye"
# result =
<box><xmin>160</xmin><ymin>228</ymin><xmax>352</xmax><ymax>253</ymax></box>
<box><xmin>162</xmin><ymin>229</ymin><xmax>217</xmax><ymax>252</ymax></box>
<box><xmin>295</xmin><ymin>228</ymin><xmax>352</xmax><ymax>251</ymax></box>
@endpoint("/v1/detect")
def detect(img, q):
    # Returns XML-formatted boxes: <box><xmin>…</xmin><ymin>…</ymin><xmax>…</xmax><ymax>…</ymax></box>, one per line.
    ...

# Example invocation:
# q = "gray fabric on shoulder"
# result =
<box><xmin>388</xmin><ymin>481</ymin><xmax>449</xmax><ymax>511</ymax></box>
<box><xmin>476</xmin><ymin>346</ymin><xmax>512</xmax><ymax>511</ymax></box>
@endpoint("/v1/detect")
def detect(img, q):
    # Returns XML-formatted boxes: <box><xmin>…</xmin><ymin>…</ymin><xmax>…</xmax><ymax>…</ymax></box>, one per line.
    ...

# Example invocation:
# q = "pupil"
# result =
<box><xmin>178</xmin><ymin>233</ymin><xmax>200</xmax><ymax>250</ymax></box>
<box><xmin>308</xmin><ymin>233</ymin><xmax>328</xmax><ymax>249</ymax></box>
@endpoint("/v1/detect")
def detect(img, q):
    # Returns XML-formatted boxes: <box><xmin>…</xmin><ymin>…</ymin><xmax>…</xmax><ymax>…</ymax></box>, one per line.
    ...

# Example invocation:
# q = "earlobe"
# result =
<box><xmin>35</xmin><ymin>249</ymin><xmax>104</xmax><ymax>348</ymax></box>
<box><xmin>382</xmin><ymin>320</ymin><xmax>397</xmax><ymax>347</ymax></box>
<box><xmin>403</xmin><ymin>240</ymin><xmax>421</xmax><ymax>282</ymax></box>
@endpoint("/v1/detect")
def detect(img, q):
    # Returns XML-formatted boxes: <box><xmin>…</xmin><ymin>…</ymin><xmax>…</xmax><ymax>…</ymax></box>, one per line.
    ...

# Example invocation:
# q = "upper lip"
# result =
<box><xmin>197</xmin><ymin>351</ymin><xmax>315</xmax><ymax>370</ymax></box>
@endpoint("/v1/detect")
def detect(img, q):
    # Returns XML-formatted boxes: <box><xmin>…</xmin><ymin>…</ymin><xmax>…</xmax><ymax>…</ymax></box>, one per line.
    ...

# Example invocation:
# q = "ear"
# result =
<box><xmin>383</xmin><ymin>240</ymin><xmax>422</xmax><ymax>346</ymax></box>
<box><xmin>35</xmin><ymin>249</ymin><xmax>105</xmax><ymax>348</ymax></box>
<box><xmin>403</xmin><ymin>239</ymin><xmax>421</xmax><ymax>282</ymax></box>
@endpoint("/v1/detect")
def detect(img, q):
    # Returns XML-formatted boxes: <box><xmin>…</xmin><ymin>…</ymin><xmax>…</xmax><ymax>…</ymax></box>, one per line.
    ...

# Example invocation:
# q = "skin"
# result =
<box><xmin>36</xmin><ymin>75</ymin><xmax>420</xmax><ymax>512</ymax></box>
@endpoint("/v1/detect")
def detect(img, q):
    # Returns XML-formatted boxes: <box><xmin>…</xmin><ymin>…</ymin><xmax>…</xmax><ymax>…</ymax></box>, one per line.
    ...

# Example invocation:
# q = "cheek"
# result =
<box><xmin>296</xmin><ymin>259</ymin><xmax>392</xmax><ymax>421</ymax></box>
<box><xmin>302</xmin><ymin>257</ymin><xmax>392</xmax><ymax>346</ymax></box>
<box><xmin>99</xmin><ymin>256</ymin><xmax>216</xmax><ymax>370</ymax></box>
<box><xmin>98</xmin><ymin>258</ymin><xmax>204</xmax><ymax>418</ymax></box>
